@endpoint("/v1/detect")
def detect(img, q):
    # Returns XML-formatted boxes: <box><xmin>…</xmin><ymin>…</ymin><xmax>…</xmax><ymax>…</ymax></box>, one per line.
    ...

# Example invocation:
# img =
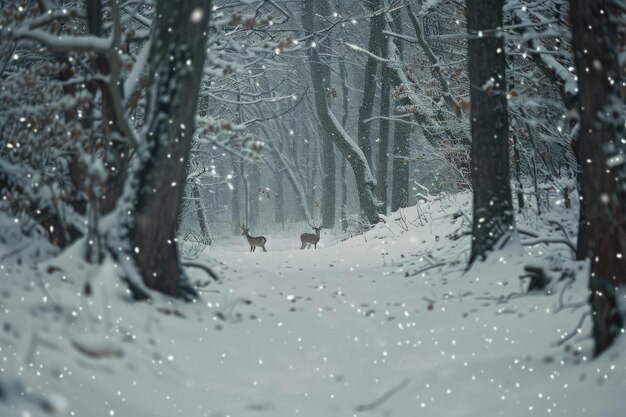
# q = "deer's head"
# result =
<box><xmin>308</xmin><ymin>222</ymin><xmax>322</xmax><ymax>233</ymax></box>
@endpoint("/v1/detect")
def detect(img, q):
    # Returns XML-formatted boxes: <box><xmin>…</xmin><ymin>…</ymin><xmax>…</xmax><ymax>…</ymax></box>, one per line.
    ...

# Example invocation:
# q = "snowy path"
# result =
<box><xmin>1</xmin><ymin>200</ymin><xmax>625</xmax><ymax>416</ymax></box>
<box><xmin>185</xmin><ymin>230</ymin><xmax>623</xmax><ymax>417</ymax></box>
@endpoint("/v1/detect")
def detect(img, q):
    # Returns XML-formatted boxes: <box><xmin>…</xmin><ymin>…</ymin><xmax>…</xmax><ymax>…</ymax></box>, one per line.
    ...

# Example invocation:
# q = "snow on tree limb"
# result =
<box><xmin>345</xmin><ymin>42</ymin><xmax>389</xmax><ymax>63</ymax></box>
<box><xmin>9</xmin><ymin>28</ymin><xmax>111</xmax><ymax>54</ymax></box>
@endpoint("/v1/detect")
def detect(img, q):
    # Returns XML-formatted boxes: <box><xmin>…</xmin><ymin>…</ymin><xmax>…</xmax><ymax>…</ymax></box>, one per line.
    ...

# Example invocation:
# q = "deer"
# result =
<box><xmin>241</xmin><ymin>225</ymin><xmax>267</xmax><ymax>252</ymax></box>
<box><xmin>300</xmin><ymin>222</ymin><xmax>322</xmax><ymax>249</ymax></box>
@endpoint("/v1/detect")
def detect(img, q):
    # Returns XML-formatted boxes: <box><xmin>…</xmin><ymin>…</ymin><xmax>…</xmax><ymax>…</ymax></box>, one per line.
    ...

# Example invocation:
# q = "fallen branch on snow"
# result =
<box><xmin>354</xmin><ymin>378</ymin><xmax>410</xmax><ymax>412</ymax></box>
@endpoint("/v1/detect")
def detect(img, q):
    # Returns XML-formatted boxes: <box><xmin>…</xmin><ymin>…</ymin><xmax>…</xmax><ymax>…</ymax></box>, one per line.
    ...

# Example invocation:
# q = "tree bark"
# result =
<box><xmin>315</xmin><ymin>0</ymin><xmax>337</xmax><ymax>229</ymax></box>
<box><xmin>192</xmin><ymin>184</ymin><xmax>209</xmax><ymax>241</ymax></box>
<box><xmin>357</xmin><ymin>0</ymin><xmax>385</xmax><ymax>167</ymax></box>
<box><xmin>231</xmin><ymin>156</ymin><xmax>242</xmax><ymax>235</ymax></box>
<box><xmin>570</xmin><ymin>0</ymin><xmax>626</xmax><ymax>356</ymax></box>
<box><xmin>338</xmin><ymin>54</ymin><xmax>350</xmax><ymax>230</ymax></box>
<box><xmin>511</xmin><ymin>129</ymin><xmax>525</xmax><ymax>212</ymax></box>
<box><xmin>355</xmin><ymin>0</ymin><xmax>384</xmax><ymax>167</ymax></box>
<box><xmin>272</xmin><ymin>158</ymin><xmax>285</xmax><ymax>229</ymax></box>
<box><xmin>389</xmin><ymin>10</ymin><xmax>413</xmax><ymax>212</ymax></box>
<box><xmin>122</xmin><ymin>0</ymin><xmax>212</xmax><ymax>299</ymax></box>
<box><xmin>466</xmin><ymin>0</ymin><xmax>515</xmax><ymax>264</ymax></box>
<box><xmin>377</xmin><ymin>32</ymin><xmax>391</xmax><ymax>213</ymax></box>
<box><xmin>240</xmin><ymin>160</ymin><xmax>250</xmax><ymax>227</ymax></box>
<box><xmin>249</xmin><ymin>162</ymin><xmax>260</xmax><ymax>228</ymax></box>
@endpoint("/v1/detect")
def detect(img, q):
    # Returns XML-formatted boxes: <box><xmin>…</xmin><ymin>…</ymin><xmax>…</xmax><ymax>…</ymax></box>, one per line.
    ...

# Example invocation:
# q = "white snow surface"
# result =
<box><xmin>0</xmin><ymin>192</ymin><xmax>624</xmax><ymax>417</ymax></box>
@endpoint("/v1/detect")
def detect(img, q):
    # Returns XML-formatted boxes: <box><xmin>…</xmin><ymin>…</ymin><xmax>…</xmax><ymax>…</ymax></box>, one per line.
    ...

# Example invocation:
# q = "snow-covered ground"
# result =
<box><xmin>0</xmin><ymin>192</ymin><xmax>624</xmax><ymax>417</ymax></box>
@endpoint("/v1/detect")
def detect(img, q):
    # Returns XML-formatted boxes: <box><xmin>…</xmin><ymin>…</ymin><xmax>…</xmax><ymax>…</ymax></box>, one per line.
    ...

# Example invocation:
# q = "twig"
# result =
<box><xmin>345</xmin><ymin>42</ymin><xmax>389</xmax><ymax>63</ymax></box>
<box><xmin>354</xmin><ymin>378</ymin><xmax>410</xmax><ymax>412</ymax></box>
<box><xmin>555</xmin><ymin>311</ymin><xmax>591</xmax><ymax>347</ymax></box>
<box><xmin>547</xmin><ymin>219</ymin><xmax>572</xmax><ymax>242</ymax></box>
<box><xmin>521</xmin><ymin>237</ymin><xmax>576</xmax><ymax>255</ymax></box>
<box><xmin>0</xmin><ymin>240</ymin><xmax>32</xmax><ymax>262</ymax></box>
<box><xmin>517</xmin><ymin>227</ymin><xmax>539</xmax><ymax>238</ymax></box>
<box><xmin>407</xmin><ymin>262</ymin><xmax>446</xmax><ymax>277</ymax></box>
<box><xmin>182</xmin><ymin>261</ymin><xmax>221</xmax><ymax>282</ymax></box>
<box><xmin>475</xmin><ymin>292</ymin><xmax>525</xmax><ymax>304</ymax></box>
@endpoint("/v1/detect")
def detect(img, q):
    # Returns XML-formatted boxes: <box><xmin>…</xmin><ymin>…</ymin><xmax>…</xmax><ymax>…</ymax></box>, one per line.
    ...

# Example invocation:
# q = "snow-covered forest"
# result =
<box><xmin>0</xmin><ymin>0</ymin><xmax>625</xmax><ymax>415</ymax></box>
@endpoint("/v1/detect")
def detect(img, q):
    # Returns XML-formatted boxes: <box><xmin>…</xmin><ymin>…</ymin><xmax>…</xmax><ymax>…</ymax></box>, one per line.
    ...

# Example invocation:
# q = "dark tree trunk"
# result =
<box><xmin>511</xmin><ymin>129</ymin><xmax>525</xmax><ymax>212</ymax></box>
<box><xmin>575</xmin><ymin>181</ymin><xmax>589</xmax><ymax>259</ymax></box>
<box><xmin>300</xmin><ymin>105</ymin><xmax>317</xmax><ymax>215</ymax></box>
<box><xmin>570</xmin><ymin>0</ymin><xmax>626</xmax><ymax>356</ymax></box>
<box><xmin>249</xmin><ymin>162</ymin><xmax>260</xmax><ymax>228</ymax></box>
<box><xmin>123</xmin><ymin>0</ymin><xmax>211</xmax><ymax>299</ymax></box>
<box><xmin>273</xmin><ymin>162</ymin><xmax>285</xmax><ymax>229</ymax></box>
<box><xmin>377</xmin><ymin>40</ymin><xmax>391</xmax><ymax>213</ymax></box>
<box><xmin>235</xmin><ymin>83</ymin><xmax>250</xmax><ymax>228</ymax></box>
<box><xmin>467</xmin><ymin>0</ymin><xmax>515</xmax><ymax>264</ymax></box>
<box><xmin>389</xmin><ymin>11</ymin><xmax>412</xmax><ymax>212</ymax></box>
<box><xmin>240</xmin><ymin>162</ymin><xmax>250</xmax><ymax>227</ymax></box>
<box><xmin>310</xmin><ymin>135</ymin><xmax>319</xmax><ymax>216</ymax></box>
<box><xmin>192</xmin><ymin>184</ymin><xmax>209</xmax><ymax>240</ymax></box>
<box><xmin>231</xmin><ymin>156</ymin><xmax>241</xmax><ymax>235</ymax></box>
<box><xmin>315</xmin><ymin>0</ymin><xmax>337</xmax><ymax>229</ymax></box>
<box><xmin>338</xmin><ymin>54</ymin><xmax>350</xmax><ymax>230</ymax></box>
<box><xmin>357</xmin><ymin>0</ymin><xmax>384</xmax><ymax>167</ymax></box>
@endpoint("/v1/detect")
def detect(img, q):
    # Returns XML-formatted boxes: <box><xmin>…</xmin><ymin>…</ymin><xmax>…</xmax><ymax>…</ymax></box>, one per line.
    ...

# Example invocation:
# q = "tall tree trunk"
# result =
<box><xmin>389</xmin><ymin>10</ymin><xmax>412</xmax><ymax>212</ymax></box>
<box><xmin>300</xmin><ymin>104</ymin><xmax>317</xmax><ymax>214</ymax></box>
<box><xmin>303</xmin><ymin>0</ymin><xmax>380</xmax><ymax>225</ymax></box>
<box><xmin>357</xmin><ymin>0</ymin><xmax>384</xmax><ymax>167</ymax></box>
<box><xmin>239</xmin><ymin>160</ymin><xmax>249</xmax><ymax>227</ymax></box>
<box><xmin>377</xmin><ymin>33</ymin><xmax>391</xmax><ymax>213</ymax></box>
<box><xmin>235</xmin><ymin>81</ymin><xmax>250</xmax><ymax>228</ymax></box>
<box><xmin>273</xmin><ymin>162</ymin><xmax>285</xmax><ymax>229</ymax></box>
<box><xmin>231</xmin><ymin>156</ymin><xmax>242</xmax><ymax>235</ymax></box>
<box><xmin>570</xmin><ymin>0</ymin><xmax>626</xmax><ymax>356</ymax></box>
<box><xmin>121</xmin><ymin>0</ymin><xmax>211</xmax><ymax>299</ymax></box>
<box><xmin>466</xmin><ymin>0</ymin><xmax>515</xmax><ymax>265</ymax></box>
<box><xmin>511</xmin><ymin>128</ymin><xmax>525</xmax><ymax>212</ymax></box>
<box><xmin>310</xmin><ymin>135</ymin><xmax>319</xmax><ymax>216</ymax></box>
<box><xmin>192</xmin><ymin>184</ymin><xmax>209</xmax><ymax>241</ymax></box>
<box><xmin>249</xmin><ymin>162</ymin><xmax>260</xmax><ymax>228</ymax></box>
<box><xmin>338</xmin><ymin>54</ymin><xmax>350</xmax><ymax>231</ymax></box>
<box><xmin>305</xmin><ymin>0</ymin><xmax>336</xmax><ymax>228</ymax></box>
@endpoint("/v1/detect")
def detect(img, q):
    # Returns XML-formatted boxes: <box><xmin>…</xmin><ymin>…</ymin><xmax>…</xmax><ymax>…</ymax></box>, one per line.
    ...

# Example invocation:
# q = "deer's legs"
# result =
<box><xmin>300</xmin><ymin>242</ymin><xmax>306</xmax><ymax>250</ymax></box>
<box><xmin>262</xmin><ymin>245</ymin><xmax>267</xmax><ymax>252</ymax></box>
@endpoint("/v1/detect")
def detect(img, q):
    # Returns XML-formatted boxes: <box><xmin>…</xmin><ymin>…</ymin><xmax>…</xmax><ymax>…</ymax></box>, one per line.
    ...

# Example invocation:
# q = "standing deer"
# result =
<box><xmin>300</xmin><ymin>223</ymin><xmax>322</xmax><ymax>249</ymax></box>
<box><xmin>241</xmin><ymin>225</ymin><xmax>267</xmax><ymax>252</ymax></box>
